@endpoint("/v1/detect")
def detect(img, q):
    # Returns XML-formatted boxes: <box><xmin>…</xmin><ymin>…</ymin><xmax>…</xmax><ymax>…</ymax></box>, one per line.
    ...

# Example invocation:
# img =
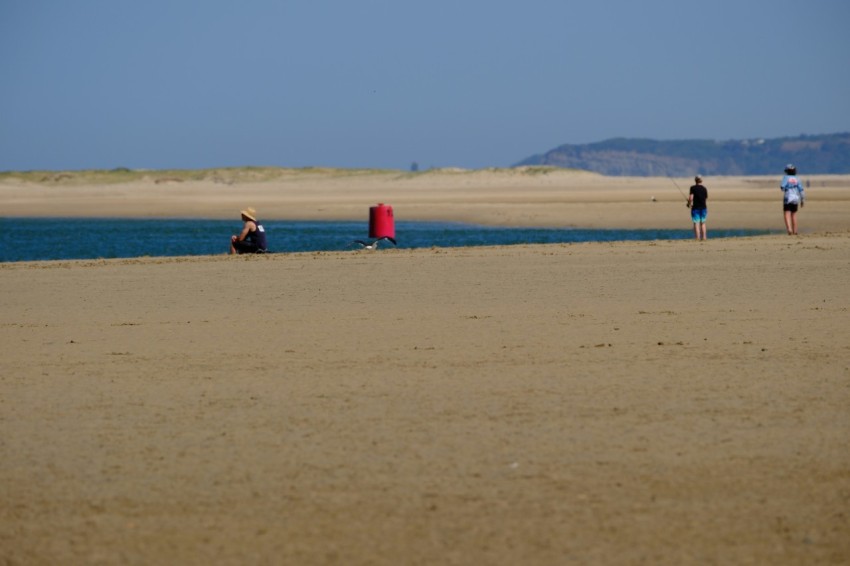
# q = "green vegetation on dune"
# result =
<box><xmin>0</xmin><ymin>164</ymin><xmax>593</xmax><ymax>185</ymax></box>
<box><xmin>0</xmin><ymin>166</ymin><xmax>402</xmax><ymax>185</ymax></box>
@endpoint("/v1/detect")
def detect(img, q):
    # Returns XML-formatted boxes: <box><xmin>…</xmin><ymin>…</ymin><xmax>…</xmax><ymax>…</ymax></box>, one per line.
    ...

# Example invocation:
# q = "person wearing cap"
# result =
<box><xmin>781</xmin><ymin>164</ymin><xmax>805</xmax><ymax>235</ymax></box>
<box><xmin>229</xmin><ymin>207</ymin><xmax>268</xmax><ymax>254</ymax></box>
<box><xmin>687</xmin><ymin>175</ymin><xmax>708</xmax><ymax>240</ymax></box>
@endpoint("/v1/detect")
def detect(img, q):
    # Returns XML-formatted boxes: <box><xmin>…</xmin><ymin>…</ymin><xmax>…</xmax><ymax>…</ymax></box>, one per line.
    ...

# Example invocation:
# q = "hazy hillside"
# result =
<box><xmin>515</xmin><ymin>133</ymin><xmax>850</xmax><ymax>176</ymax></box>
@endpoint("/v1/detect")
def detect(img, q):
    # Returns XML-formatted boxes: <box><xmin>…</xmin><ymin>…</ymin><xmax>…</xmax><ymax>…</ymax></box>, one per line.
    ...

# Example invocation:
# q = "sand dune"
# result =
<box><xmin>3</xmin><ymin>168</ymin><xmax>850</xmax><ymax>230</ymax></box>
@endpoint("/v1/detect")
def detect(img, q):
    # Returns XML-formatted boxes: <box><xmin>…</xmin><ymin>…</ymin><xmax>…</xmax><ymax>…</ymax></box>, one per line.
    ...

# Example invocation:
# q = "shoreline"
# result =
<box><xmin>1</xmin><ymin>216</ymin><xmax>784</xmax><ymax>266</ymax></box>
<box><xmin>0</xmin><ymin>229</ymin><xmax>786</xmax><ymax>269</ymax></box>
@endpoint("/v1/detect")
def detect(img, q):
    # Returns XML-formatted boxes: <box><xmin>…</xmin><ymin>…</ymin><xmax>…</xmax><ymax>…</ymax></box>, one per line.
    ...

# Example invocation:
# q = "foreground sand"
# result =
<box><xmin>2</xmin><ymin>230</ymin><xmax>849</xmax><ymax>563</ymax></box>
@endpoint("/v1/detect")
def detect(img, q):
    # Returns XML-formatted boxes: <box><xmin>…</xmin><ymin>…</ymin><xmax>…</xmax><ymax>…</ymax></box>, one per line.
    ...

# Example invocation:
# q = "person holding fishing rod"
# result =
<box><xmin>686</xmin><ymin>175</ymin><xmax>709</xmax><ymax>240</ymax></box>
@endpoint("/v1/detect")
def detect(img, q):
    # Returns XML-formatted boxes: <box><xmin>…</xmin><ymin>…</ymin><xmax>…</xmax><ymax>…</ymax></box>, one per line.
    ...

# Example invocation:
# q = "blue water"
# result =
<box><xmin>0</xmin><ymin>218</ymin><xmax>772</xmax><ymax>263</ymax></box>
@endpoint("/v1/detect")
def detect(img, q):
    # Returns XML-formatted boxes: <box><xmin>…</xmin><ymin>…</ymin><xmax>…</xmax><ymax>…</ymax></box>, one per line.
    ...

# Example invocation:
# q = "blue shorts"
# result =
<box><xmin>691</xmin><ymin>208</ymin><xmax>707</xmax><ymax>223</ymax></box>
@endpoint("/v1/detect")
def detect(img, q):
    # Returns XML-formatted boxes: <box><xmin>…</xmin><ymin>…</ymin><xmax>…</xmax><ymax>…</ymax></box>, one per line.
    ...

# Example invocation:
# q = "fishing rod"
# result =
<box><xmin>666</xmin><ymin>174</ymin><xmax>690</xmax><ymax>205</ymax></box>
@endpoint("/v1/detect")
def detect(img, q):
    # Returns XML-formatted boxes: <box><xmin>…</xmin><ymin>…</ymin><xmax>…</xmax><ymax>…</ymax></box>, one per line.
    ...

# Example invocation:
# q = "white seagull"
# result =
<box><xmin>350</xmin><ymin>236</ymin><xmax>397</xmax><ymax>250</ymax></box>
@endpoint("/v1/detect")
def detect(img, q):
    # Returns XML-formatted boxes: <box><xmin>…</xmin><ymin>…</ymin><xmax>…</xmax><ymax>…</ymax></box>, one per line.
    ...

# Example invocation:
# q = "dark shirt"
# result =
<box><xmin>689</xmin><ymin>184</ymin><xmax>708</xmax><ymax>209</ymax></box>
<box><xmin>247</xmin><ymin>221</ymin><xmax>268</xmax><ymax>250</ymax></box>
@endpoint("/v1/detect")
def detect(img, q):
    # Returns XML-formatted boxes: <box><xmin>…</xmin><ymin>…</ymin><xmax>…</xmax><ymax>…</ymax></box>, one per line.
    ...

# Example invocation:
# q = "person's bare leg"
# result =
<box><xmin>700</xmin><ymin>223</ymin><xmax>707</xmax><ymax>240</ymax></box>
<box><xmin>790</xmin><ymin>212</ymin><xmax>799</xmax><ymax>235</ymax></box>
<box><xmin>693</xmin><ymin>223</ymin><xmax>700</xmax><ymax>240</ymax></box>
<box><xmin>784</xmin><ymin>210</ymin><xmax>794</xmax><ymax>235</ymax></box>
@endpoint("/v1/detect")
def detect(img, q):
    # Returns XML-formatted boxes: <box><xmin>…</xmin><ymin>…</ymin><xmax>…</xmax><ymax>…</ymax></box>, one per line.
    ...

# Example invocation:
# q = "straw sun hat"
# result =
<box><xmin>240</xmin><ymin>207</ymin><xmax>257</xmax><ymax>221</ymax></box>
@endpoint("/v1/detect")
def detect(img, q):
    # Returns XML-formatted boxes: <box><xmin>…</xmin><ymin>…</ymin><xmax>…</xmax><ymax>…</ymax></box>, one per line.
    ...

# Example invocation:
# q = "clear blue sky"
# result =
<box><xmin>2</xmin><ymin>0</ymin><xmax>848</xmax><ymax>171</ymax></box>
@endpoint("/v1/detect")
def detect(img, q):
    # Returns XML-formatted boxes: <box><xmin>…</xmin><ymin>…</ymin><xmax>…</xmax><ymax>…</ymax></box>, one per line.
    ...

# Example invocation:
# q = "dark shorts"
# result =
<box><xmin>233</xmin><ymin>240</ymin><xmax>263</xmax><ymax>254</ymax></box>
<box><xmin>783</xmin><ymin>203</ymin><xmax>799</xmax><ymax>213</ymax></box>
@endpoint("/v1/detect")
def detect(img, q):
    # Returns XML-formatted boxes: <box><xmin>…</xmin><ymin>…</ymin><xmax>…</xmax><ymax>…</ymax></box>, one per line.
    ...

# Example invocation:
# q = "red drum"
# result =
<box><xmin>368</xmin><ymin>203</ymin><xmax>395</xmax><ymax>239</ymax></box>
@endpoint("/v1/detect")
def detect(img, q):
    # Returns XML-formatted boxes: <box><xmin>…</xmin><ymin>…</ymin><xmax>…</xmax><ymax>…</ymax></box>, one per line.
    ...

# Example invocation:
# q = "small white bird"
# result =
<box><xmin>350</xmin><ymin>236</ymin><xmax>397</xmax><ymax>250</ymax></box>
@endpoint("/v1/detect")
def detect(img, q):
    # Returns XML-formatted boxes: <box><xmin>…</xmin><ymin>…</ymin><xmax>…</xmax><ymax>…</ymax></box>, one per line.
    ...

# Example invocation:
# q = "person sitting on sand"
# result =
<box><xmin>230</xmin><ymin>208</ymin><xmax>268</xmax><ymax>254</ymax></box>
<box><xmin>687</xmin><ymin>175</ymin><xmax>708</xmax><ymax>241</ymax></box>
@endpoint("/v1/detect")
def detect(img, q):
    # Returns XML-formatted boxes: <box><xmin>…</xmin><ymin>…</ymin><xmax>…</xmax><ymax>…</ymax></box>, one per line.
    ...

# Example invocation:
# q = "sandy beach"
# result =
<box><xmin>2</xmin><ymin>169</ymin><xmax>849</xmax><ymax>564</ymax></box>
